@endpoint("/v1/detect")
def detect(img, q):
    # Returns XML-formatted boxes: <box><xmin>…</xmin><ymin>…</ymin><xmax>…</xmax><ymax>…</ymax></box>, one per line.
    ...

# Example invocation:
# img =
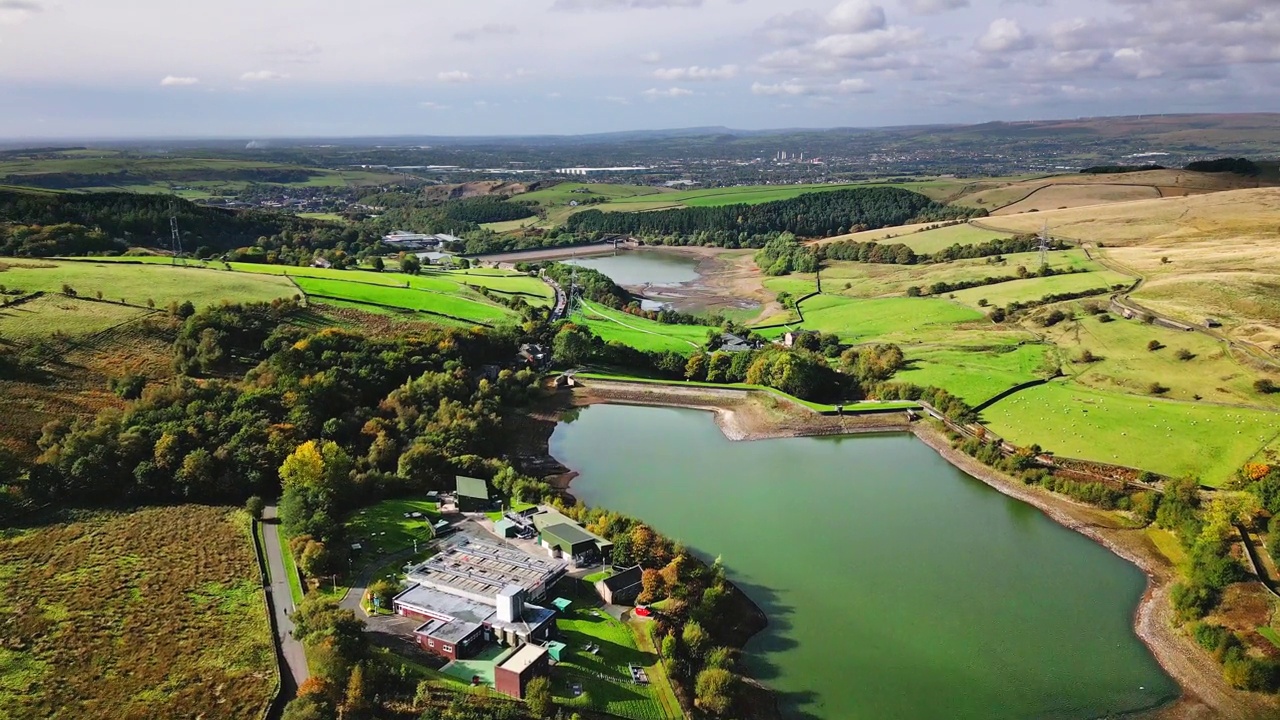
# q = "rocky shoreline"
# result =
<box><xmin>523</xmin><ymin>379</ymin><xmax>1275</xmax><ymax>720</ymax></box>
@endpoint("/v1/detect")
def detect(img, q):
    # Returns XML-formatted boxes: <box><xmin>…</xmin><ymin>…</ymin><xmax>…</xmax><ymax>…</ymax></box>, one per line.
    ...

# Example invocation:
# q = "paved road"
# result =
<box><xmin>262</xmin><ymin>506</ymin><xmax>308</xmax><ymax>691</ymax></box>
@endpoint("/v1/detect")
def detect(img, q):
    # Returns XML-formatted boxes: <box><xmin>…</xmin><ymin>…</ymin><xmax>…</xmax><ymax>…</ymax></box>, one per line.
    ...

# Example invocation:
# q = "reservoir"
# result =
<box><xmin>549</xmin><ymin>404</ymin><xmax>1178</xmax><ymax>720</ymax></box>
<box><xmin>566</xmin><ymin>250</ymin><xmax>700</xmax><ymax>288</ymax></box>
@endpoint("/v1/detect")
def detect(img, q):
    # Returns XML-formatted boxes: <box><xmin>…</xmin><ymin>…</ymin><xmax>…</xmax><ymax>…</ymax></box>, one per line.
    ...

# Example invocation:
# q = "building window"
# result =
<box><xmin>428</xmin><ymin>640</ymin><xmax>434</xmax><ymax>647</ymax></box>
<box><xmin>443</xmin><ymin>645</ymin><xmax>453</xmax><ymax>653</ymax></box>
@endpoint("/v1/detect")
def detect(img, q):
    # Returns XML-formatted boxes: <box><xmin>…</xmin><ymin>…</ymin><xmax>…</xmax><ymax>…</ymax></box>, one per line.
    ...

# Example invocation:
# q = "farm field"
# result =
<box><xmin>775</xmin><ymin>295</ymin><xmax>986</xmax><ymax>343</ymax></box>
<box><xmin>0</xmin><ymin>294</ymin><xmax>152</xmax><ymax>340</ymax></box>
<box><xmin>817</xmin><ymin>249</ymin><xmax>1104</xmax><ymax>299</ymax></box>
<box><xmin>575</xmin><ymin>300</ymin><xmax>715</xmax><ymax>353</ymax></box>
<box><xmin>290</xmin><ymin>277</ymin><xmax>514</xmax><ymax>325</ymax></box>
<box><xmin>980</xmin><ymin>381</ymin><xmax>1279</xmax><ymax>485</ymax></box>
<box><xmin>947</xmin><ymin>270</ymin><xmax>1132</xmax><ymax>309</ymax></box>
<box><xmin>992</xmin><ymin>184</ymin><xmax>1161</xmax><ymax>215</ymax></box>
<box><xmin>895</xmin><ymin>344</ymin><xmax>1051</xmax><ymax>405</ymax></box>
<box><xmin>812</xmin><ymin>221</ymin><xmax>1016</xmax><ymax>253</ymax></box>
<box><xmin>0</xmin><ymin>259</ymin><xmax>296</xmax><ymax>308</ymax></box>
<box><xmin>950</xmin><ymin>169</ymin><xmax>1271</xmax><ymax>211</ymax></box>
<box><xmin>0</xmin><ymin>506</ymin><xmax>274</xmax><ymax>720</ymax></box>
<box><xmin>552</xmin><ymin>606</ymin><xmax>675</xmax><ymax>720</ymax></box>
<box><xmin>515</xmin><ymin>182</ymin><xmax>670</xmax><ymax>204</ymax></box>
<box><xmin>1039</xmin><ymin>303</ymin><xmax>1280</xmax><ymax>408</ymax></box>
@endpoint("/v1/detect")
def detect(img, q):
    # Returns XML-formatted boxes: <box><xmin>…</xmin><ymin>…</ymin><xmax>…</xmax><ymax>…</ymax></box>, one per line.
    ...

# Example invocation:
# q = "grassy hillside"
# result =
<box><xmin>951</xmin><ymin>169</ymin><xmax>1273</xmax><ymax>212</ymax></box>
<box><xmin>0</xmin><ymin>259</ymin><xmax>297</xmax><ymax>307</ymax></box>
<box><xmin>0</xmin><ymin>506</ymin><xmax>274</xmax><ymax>719</ymax></box>
<box><xmin>574</xmin><ymin>300</ymin><xmax>715</xmax><ymax>353</ymax></box>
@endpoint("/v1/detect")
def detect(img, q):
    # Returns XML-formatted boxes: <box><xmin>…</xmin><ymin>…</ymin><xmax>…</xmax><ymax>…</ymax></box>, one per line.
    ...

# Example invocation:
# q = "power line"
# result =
<box><xmin>169</xmin><ymin>201</ymin><xmax>184</xmax><ymax>266</ymax></box>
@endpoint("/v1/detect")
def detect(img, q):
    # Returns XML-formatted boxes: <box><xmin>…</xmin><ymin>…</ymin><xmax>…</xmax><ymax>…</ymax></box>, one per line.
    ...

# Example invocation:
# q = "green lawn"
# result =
<box><xmin>896</xmin><ymin>344</ymin><xmax>1052</xmax><ymax>405</ymax></box>
<box><xmin>552</xmin><ymin>606</ymin><xmax>672</xmax><ymax>720</ymax></box>
<box><xmin>817</xmin><ymin>249</ymin><xmax>1104</xmax><ymax>299</ymax></box>
<box><xmin>826</xmin><ymin>221</ymin><xmax>1017</xmax><ymax>254</ymax></box>
<box><xmin>574</xmin><ymin>301</ymin><xmax>715</xmax><ymax>353</ymax></box>
<box><xmin>291</xmin><ymin>277</ymin><xmax>515</xmax><ymax>325</ymax></box>
<box><xmin>0</xmin><ymin>259</ymin><xmax>296</xmax><ymax>308</ymax></box>
<box><xmin>980</xmin><ymin>380</ymin><xmax>1280</xmax><ymax>486</ymax></box>
<box><xmin>345</xmin><ymin>498</ymin><xmax>441</xmax><ymax>558</ymax></box>
<box><xmin>277</xmin><ymin>526</ymin><xmax>304</xmax><ymax>605</ymax></box>
<box><xmin>949</xmin><ymin>271</ymin><xmax>1132</xmax><ymax>309</ymax></box>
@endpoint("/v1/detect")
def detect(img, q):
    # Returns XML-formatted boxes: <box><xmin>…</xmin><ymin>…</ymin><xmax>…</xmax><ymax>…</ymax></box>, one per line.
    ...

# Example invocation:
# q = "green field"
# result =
<box><xmin>574</xmin><ymin>301</ymin><xmax>715</xmax><ymax>353</ymax></box>
<box><xmin>0</xmin><ymin>259</ymin><xmax>296</xmax><ymax>308</ymax></box>
<box><xmin>552</xmin><ymin>606</ymin><xmax>674</xmax><ymax>720</ymax></box>
<box><xmin>826</xmin><ymin>222</ymin><xmax>1017</xmax><ymax>254</ymax></box>
<box><xmin>981</xmin><ymin>381</ymin><xmax>1279</xmax><ymax>485</ymax></box>
<box><xmin>1041</xmin><ymin>304</ymin><xmax>1280</xmax><ymax>408</ymax></box>
<box><xmin>291</xmin><ymin>277</ymin><xmax>514</xmax><ymax>325</ymax></box>
<box><xmin>896</xmin><ymin>344</ymin><xmax>1052</xmax><ymax>405</ymax></box>
<box><xmin>345</xmin><ymin>498</ymin><xmax>441</xmax><ymax>558</ymax></box>
<box><xmin>816</xmin><ymin>249</ymin><xmax>1104</xmax><ymax>299</ymax></box>
<box><xmin>948</xmin><ymin>270</ymin><xmax>1132</xmax><ymax>309</ymax></box>
<box><xmin>0</xmin><ymin>506</ymin><xmax>274</xmax><ymax>719</ymax></box>
<box><xmin>776</xmin><ymin>295</ymin><xmax>986</xmax><ymax>343</ymax></box>
<box><xmin>0</xmin><ymin>294</ymin><xmax>152</xmax><ymax>340</ymax></box>
<box><xmin>516</xmin><ymin>183</ymin><xmax>669</xmax><ymax>204</ymax></box>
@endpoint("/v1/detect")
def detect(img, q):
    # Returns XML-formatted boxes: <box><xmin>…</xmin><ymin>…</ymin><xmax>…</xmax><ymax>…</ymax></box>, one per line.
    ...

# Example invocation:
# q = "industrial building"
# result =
<box><xmin>595</xmin><ymin>566</ymin><xmax>643</xmax><ymax>606</ymax></box>
<box><xmin>381</xmin><ymin>231</ymin><xmax>465</xmax><ymax>249</ymax></box>
<box><xmin>392</xmin><ymin>533</ymin><xmax>567</xmax><ymax>661</ymax></box>
<box><xmin>531</xmin><ymin>509</ymin><xmax>613</xmax><ymax>567</ymax></box>
<box><xmin>455</xmin><ymin>476</ymin><xmax>493</xmax><ymax>513</ymax></box>
<box><xmin>494</xmin><ymin>643</ymin><xmax>551</xmax><ymax>699</ymax></box>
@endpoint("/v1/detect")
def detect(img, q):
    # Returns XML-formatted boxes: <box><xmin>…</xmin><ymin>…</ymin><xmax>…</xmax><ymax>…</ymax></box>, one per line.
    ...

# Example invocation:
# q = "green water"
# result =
<box><xmin>549</xmin><ymin>404</ymin><xmax>1178</xmax><ymax>720</ymax></box>
<box><xmin>567</xmin><ymin>251</ymin><xmax>699</xmax><ymax>287</ymax></box>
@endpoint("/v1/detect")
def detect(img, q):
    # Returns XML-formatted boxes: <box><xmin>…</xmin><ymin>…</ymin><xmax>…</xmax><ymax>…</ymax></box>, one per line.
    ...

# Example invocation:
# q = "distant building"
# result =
<box><xmin>720</xmin><ymin>332</ymin><xmax>755</xmax><ymax>353</ymax></box>
<box><xmin>311</xmin><ymin>257</ymin><xmax>332</xmax><ymax>269</ymax></box>
<box><xmin>455</xmin><ymin>476</ymin><xmax>493</xmax><ymax>513</ymax></box>
<box><xmin>595</xmin><ymin>566</ymin><xmax>643</xmax><ymax>606</ymax></box>
<box><xmin>519</xmin><ymin>343</ymin><xmax>549</xmax><ymax>368</ymax></box>
<box><xmin>494</xmin><ymin>643</ymin><xmax>551</xmax><ymax>699</ymax></box>
<box><xmin>554</xmin><ymin>166</ymin><xmax>650</xmax><ymax>176</ymax></box>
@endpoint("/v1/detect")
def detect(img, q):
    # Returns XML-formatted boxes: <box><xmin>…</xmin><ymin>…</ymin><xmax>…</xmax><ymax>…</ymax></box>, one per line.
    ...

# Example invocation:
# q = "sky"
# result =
<box><xmin>0</xmin><ymin>0</ymin><xmax>1277</xmax><ymax>139</ymax></box>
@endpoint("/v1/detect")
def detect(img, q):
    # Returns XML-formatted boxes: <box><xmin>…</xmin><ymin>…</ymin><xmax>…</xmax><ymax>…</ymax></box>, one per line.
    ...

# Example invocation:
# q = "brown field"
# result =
<box><xmin>0</xmin><ymin>295</ymin><xmax>152</xmax><ymax>341</ymax></box>
<box><xmin>953</xmin><ymin>169</ymin><xmax>1274</xmax><ymax>211</ymax></box>
<box><xmin>0</xmin><ymin>319</ymin><xmax>175</xmax><ymax>458</ymax></box>
<box><xmin>0</xmin><ymin>506</ymin><xmax>275</xmax><ymax>720</ymax></box>
<box><xmin>976</xmin><ymin>188</ymin><xmax>1280</xmax><ymax>349</ymax></box>
<box><xmin>992</xmin><ymin>184</ymin><xmax>1161</xmax><ymax>215</ymax></box>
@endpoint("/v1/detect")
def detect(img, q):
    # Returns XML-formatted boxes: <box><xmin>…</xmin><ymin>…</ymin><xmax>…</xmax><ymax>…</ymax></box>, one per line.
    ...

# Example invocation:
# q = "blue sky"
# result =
<box><xmin>0</xmin><ymin>0</ymin><xmax>1276</xmax><ymax>138</ymax></box>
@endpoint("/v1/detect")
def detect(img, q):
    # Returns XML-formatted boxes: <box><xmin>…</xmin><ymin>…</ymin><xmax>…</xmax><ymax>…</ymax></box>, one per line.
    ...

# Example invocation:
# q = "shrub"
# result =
<box><xmin>1077</xmin><ymin>350</ymin><xmax>1099</xmax><ymax>364</ymax></box>
<box><xmin>1171</xmin><ymin>582</ymin><xmax>1217</xmax><ymax>621</ymax></box>
<box><xmin>1175</xmin><ymin>348</ymin><xmax>1194</xmax><ymax>361</ymax></box>
<box><xmin>1098</xmin><ymin>314</ymin><xmax>1115</xmax><ymax>323</ymax></box>
<box><xmin>1148</xmin><ymin>382</ymin><xmax>1170</xmax><ymax>395</ymax></box>
<box><xmin>1039</xmin><ymin>309</ymin><xmax>1067</xmax><ymax>327</ymax></box>
<box><xmin>977</xmin><ymin>298</ymin><xmax>989</xmax><ymax>307</ymax></box>
<box><xmin>109</xmin><ymin>373</ymin><xmax>147</xmax><ymax>400</ymax></box>
<box><xmin>1147</xmin><ymin>340</ymin><xmax>1163</xmax><ymax>351</ymax></box>
<box><xmin>61</xmin><ymin>283</ymin><xmax>77</xmax><ymax>297</ymax></box>
<box><xmin>245</xmin><ymin>495</ymin><xmax>265</xmax><ymax>520</ymax></box>
<box><xmin>1256</xmin><ymin>379</ymin><xmax>1278</xmax><ymax>395</ymax></box>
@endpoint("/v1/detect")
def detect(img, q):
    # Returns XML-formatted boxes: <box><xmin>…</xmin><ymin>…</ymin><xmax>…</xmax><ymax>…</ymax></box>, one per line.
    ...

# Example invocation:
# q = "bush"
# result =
<box><xmin>1256</xmin><ymin>379</ymin><xmax>1278</xmax><ymax>395</ymax></box>
<box><xmin>1148</xmin><ymin>382</ymin><xmax>1170</xmax><ymax>395</ymax></box>
<box><xmin>1171</xmin><ymin>582</ymin><xmax>1218</xmax><ymax>621</ymax></box>
<box><xmin>245</xmin><ymin>495</ymin><xmax>265</xmax><ymax>520</ymax></box>
<box><xmin>1039</xmin><ymin>309</ymin><xmax>1067</xmax><ymax>327</ymax></box>
<box><xmin>1147</xmin><ymin>340</ymin><xmax>1163</xmax><ymax>351</ymax></box>
<box><xmin>1191</xmin><ymin>623</ymin><xmax>1235</xmax><ymax>654</ymax></box>
<box><xmin>1175</xmin><ymin>348</ymin><xmax>1194</xmax><ymax>361</ymax></box>
<box><xmin>1077</xmin><ymin>350</ymin><xmax>1099</xmax><ymax>364</ymax></box>
<box><xmin>1098</xmin><ymin>314</ymin><xmax>1115</xmax><ymax>323</ymax></box>
<box><xmin>109</xmin><ymin>373</ymin><xmax>147</xmax><ymax>400</ymax></box>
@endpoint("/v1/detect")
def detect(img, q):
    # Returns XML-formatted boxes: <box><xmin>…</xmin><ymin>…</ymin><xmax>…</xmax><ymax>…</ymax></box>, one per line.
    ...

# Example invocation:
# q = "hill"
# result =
<box><xmin>951</xmin><ymin>169</ymin><xmax>1277</xmax><ymax>214</ymax></box>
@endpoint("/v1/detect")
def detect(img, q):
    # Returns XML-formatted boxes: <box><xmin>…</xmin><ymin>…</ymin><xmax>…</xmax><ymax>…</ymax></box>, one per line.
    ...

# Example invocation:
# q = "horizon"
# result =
<box><xmin>1</xmin><ymin>0</ymin><xmax>1277</xmax><ymax>139</ymax></box>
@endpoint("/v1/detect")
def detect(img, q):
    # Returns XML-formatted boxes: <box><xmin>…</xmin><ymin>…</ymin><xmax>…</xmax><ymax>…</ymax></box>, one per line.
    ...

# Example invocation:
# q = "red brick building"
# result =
<box><xmin>494</xmin><ymin>644</ymin><xmax>550</xmax><ymax>699</ymax></box>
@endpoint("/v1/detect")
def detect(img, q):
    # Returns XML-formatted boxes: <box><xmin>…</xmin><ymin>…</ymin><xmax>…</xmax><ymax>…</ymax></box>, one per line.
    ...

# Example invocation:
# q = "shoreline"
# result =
<box><xmin>530</xmin><ymin>380</ymin><xmax>1275</xmax><ymax>720</ymax></box>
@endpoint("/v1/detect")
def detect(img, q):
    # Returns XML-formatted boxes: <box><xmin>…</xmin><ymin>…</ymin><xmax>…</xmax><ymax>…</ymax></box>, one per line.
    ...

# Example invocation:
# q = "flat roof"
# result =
<box><xmin>397</xmin><ymin>582</ymin><xmax>555</xmax><ymax>636</ymax></box>
<box><xmin>408</xmin><ymin>533</ymin><xmax>566</xmax><ymax>599</ymax></box>
<box><xmin>541</xmin><ymin>522</ymin><xmax>596</xmax><ymax>548</ymax></box>
<box><xmin>532</xmin><ymin>510</ymin><xmax>611</xmax><ymax>548</ymax></box>
<box><xmin>416</xmin><ymin>617</ymin><xmax>482</xmax><ymax>645</ymax></box>
<box><xmin>499</xmin><ymin>643</ymin><xmax>548</xmax><ymax>674</ymax></box>
<box><xmin>456</xmin><ymin>475</ymin><xmax>490</xmax><ymax>500</ymax></box>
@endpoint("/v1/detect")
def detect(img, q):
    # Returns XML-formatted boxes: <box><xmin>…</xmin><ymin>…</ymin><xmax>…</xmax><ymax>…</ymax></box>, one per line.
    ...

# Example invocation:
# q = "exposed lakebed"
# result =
<box><xmin>549</xmin><ymin>403</ymin><xmax>1178</xmax><ymax>719</ymax></box>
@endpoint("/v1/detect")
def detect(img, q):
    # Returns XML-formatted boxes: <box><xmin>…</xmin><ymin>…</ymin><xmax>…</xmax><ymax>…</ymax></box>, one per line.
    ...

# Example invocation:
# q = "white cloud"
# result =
<box><xmin>0</xmin><ymin>0</ymin><xmax>39</xmax><ymax>25</ymax></box>
<box><xmin>815</xmin><ymin>26</ymin><xmax>924</xmax><ymax>59</ymax></box>
<box><xmin>751</xmin><ymin>80</ymin><xmax>810</xmax><ymax>96</ymax></box>
<box><xmin>419</xmin><ymin>101</ymin><xmax>452</xmax><ymax>110</ymax></box>
<box><xmin>826</xmin><ymin>1</ymin><xmax>886</xmax><ymax>33</ymax></box>
<box><xmin>642</xmin><ymin>86</ymin><xmax>695</xmax><ymax>98</ymax></box>
<box><xmin>159</xmin><ymin>75</ymin><xmax>199</xmax><ymax>86</ymax></box>
<box><xmin>976</xmin><ymin>18</ymin><xmax>1033</xmax><ymax>53</ymax></box>
<box><xmin>653</xmin><ymin>64</ymin><xmax>738</xmax><ymax>81</ymax></box>
<box><xmin>437</xmin><ymin>70</ymin><xmax>473</xmax><ymax>83</ymax></box>
<box><xmin>552</xmin><ymin>0</ymin><xmax>702</xmax><ymax>10</ymax></box>
<box><xmin>452</xmin><ymin>23</ymin><xmax>518</xmax><ymax>41</ymax></box>
<box><xmin>639</xmin><ymin>51</ymin><xmax>663</xmax><ymax>64</ymax></box>
<box><xmin>837</xmin><ymin>77</ymin><xmax>874</xmax><ymax>93</ymax></box>
<box><xmin>240</xmin><ymin>70</ymin><xmax>288</xmax><ymax>82</ymax></box>
<box><xmin>899</xmin><ymin>0</ymin><xmax>967</xmax><ymax>14</ymax></box>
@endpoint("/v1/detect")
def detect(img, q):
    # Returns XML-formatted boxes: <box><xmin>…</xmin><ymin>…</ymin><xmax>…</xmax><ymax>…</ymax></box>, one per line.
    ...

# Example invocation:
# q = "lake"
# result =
<box><xmin>566</xmin><ymin>250</ymin><xmax>700</xmax><ymax>288</ymax></box>
<box><xmin>549</xmin><ymin>404</ymin><xmax>1177</xmax><ymax>720</ymax></box>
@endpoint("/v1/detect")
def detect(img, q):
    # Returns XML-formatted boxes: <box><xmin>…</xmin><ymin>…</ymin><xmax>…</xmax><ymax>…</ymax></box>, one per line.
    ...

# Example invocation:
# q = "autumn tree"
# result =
<box><xmin>525</xmin><ymin>675</ymin><xmax>554</xmax><ymax>718</ymax></box>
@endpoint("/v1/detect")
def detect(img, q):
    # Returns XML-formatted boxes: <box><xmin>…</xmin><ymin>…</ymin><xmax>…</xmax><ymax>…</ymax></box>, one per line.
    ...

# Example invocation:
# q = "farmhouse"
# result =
<box><xmin>531</xmin><ymin>509</ymin><xmax>613</xmax><ymax>567</ymax></box>
<box><xmin>455</xmin><ymin>475</ymin><xmax>493</xmax><ymax>513</ymax></box>
<box><xmin>595</xmin><ymin>565</ymin><xmax>643</xmax><ymax>606</ymax></box>
<box><xmin>393</xmin><ymin>533</ymin><xmax>567</xmax><ymax>660</ymax></box>
<box><xmin>494</xmin><ymin>643</ymin><xmax>551</xmax><ymax>699</ymax></box>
